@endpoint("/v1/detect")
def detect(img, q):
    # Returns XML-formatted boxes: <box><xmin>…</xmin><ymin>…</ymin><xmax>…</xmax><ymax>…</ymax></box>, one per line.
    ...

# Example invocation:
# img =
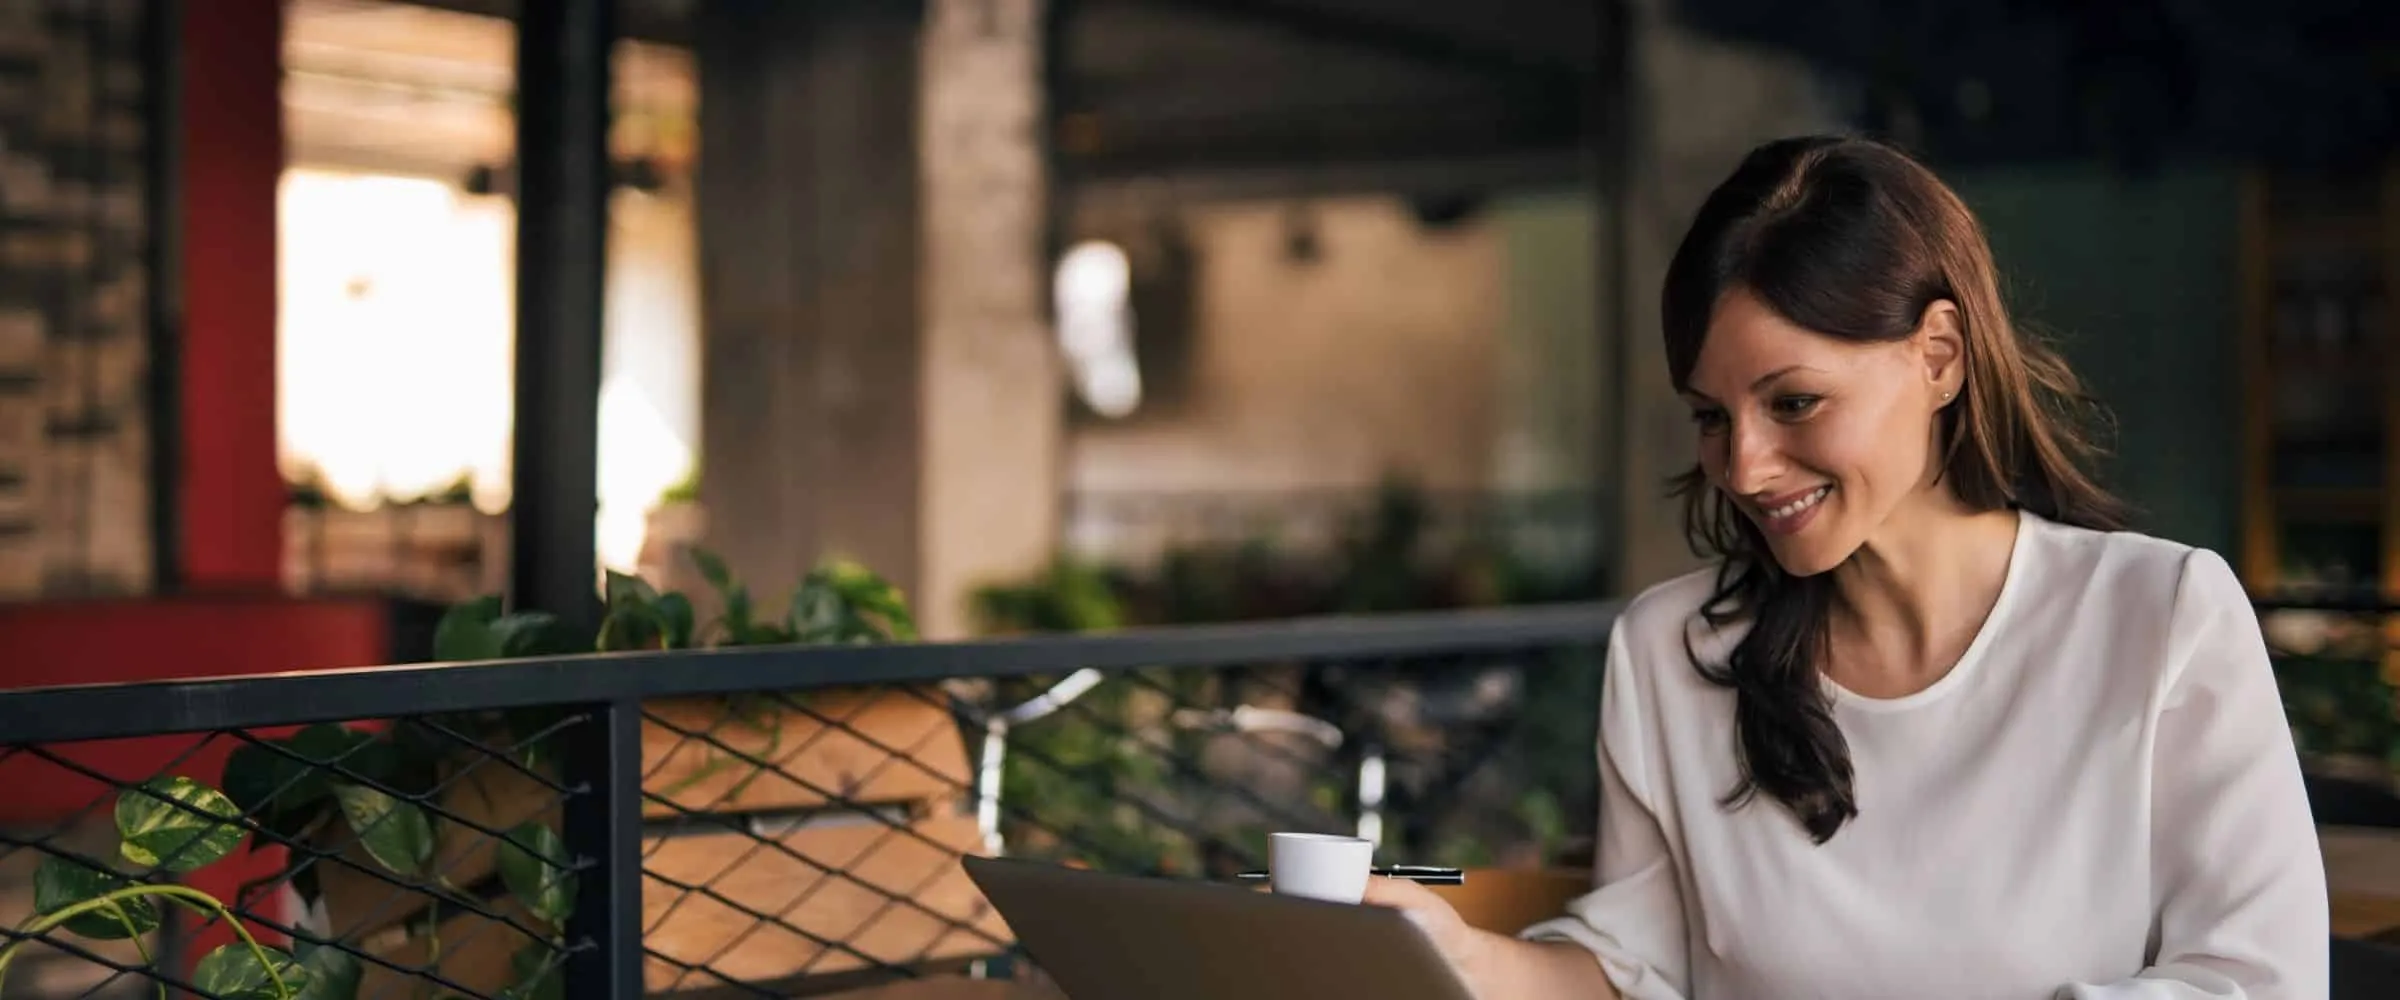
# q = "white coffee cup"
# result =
<box><xmin>1268</xmin><ymin>832</ymin><xmax>1375</xmax><ymax>903</ymax></box>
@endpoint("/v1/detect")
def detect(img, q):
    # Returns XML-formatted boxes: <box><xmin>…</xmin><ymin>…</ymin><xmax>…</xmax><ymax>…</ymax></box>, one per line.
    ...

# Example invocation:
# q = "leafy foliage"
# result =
<box><xmin>2256</xmin><ymin>606</ymin><xmax>2400</xmax><ymax>777</ymax></box>
<box><xmin>995</xmin><ymin>672</ymin><xmax>1194</xmax><ymax>873</ymax></box>
<box><xmin>974</xmin><ymin>479</ymin><xmax>1599</xmax><ymax>634</ymax></box>
<box><xmin>57</xmin><ymin>547</ymin><xmax>919</xmax><ymax>1000</ymax></box>
<box><xmin>973</xmin><ymin>479</ymin><xmax>1609</xmax><ymax>872</ymax></box>
<box><xmin>115</xmin><ymin>777</ymin><xmax>246</xmax><ymax>873</ymax></box>
<box><xmin>3</xmin><ymin>783</ymin><xmax>311</xmax><ymax>1000</ymax></box>
<box><xmin>497</xmin><ymin>822</ymin><xmax>576</xmax><ymax>927</ymax></box>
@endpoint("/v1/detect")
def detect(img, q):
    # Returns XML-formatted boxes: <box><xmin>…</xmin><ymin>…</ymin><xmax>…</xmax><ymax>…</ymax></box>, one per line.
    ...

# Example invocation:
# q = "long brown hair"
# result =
<box><xmin>1662</xmin><ymin>135</ymin><xmax>2129</xmax><ymax>842</ymax></box>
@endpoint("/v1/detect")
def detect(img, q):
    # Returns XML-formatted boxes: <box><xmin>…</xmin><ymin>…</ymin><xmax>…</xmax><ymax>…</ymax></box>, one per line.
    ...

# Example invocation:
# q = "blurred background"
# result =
<box><xmin>8</xmin><ymin>0</ymin><xmax>2389</xmax><ymax>628</ymax></box>
<box><xmin>0</xmin><ymin>0</ymin><xmax>2381</xmax><ymax>615</ymax></box>
<box><xmin>0</xmin><ymin>0</ymin><xmax>2395</xmax><ymax>996</ymax></box>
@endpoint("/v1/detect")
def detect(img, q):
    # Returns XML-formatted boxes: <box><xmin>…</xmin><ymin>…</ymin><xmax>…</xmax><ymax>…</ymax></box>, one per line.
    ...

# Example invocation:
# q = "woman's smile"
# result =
<box><xmin>1752</xmin><ymin>484</ymin><xmax>1832</xmax><ymax>535</ymax></box>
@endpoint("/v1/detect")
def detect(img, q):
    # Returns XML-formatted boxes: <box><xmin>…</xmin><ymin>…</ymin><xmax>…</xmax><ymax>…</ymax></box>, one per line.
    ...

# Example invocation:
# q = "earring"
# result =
<box><xmin>1941</xmin><ymin>390</ymin><xmax>1954</xmax><ymax>400</ymax></box>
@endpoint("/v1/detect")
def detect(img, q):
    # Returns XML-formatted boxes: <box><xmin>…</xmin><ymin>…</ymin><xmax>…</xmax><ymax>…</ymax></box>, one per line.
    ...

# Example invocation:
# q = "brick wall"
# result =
<box><xmin>0</xmin><ymin>0</ymin><xmax>154</xmax><ymax>599</ymax></box>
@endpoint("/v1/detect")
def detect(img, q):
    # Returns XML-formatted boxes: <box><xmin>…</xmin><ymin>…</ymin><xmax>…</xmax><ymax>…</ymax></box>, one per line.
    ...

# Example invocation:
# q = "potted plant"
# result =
<box><xmin>220</xmin><ymin>551</ymin><xmax>1001</xmax><ymax>998</ymax></box>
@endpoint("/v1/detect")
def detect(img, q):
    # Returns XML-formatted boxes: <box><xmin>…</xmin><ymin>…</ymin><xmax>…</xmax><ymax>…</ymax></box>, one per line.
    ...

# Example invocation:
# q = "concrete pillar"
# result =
<box><xmin>1611</xmin><ymin>0</ymin><xmax>1844</xmax><ymax>590</ymax></box>
<box><xmin>918</xmin><ymin>0</ymin><xmax>1060</xmax><ymax>639</ymax></box>
<box><xmin>697</xmin><ymin>0</ymin><xmax>1058</xmax><ymax>639</ymax></box>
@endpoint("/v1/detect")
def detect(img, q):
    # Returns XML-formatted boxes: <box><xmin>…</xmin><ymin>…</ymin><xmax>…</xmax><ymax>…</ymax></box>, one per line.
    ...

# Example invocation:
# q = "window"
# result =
<box><xmin>1054</xmin><ymin>240</ymin><xmax>1143</xmax><ymax>418</ymax></box>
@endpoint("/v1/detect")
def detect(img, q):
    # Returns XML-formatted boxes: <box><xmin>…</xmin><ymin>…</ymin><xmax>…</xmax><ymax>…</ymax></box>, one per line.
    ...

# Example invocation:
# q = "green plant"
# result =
<box><xmin>594</xmin><ymin>551</ymin><xmax>919</xmax><ymax>800</ymax></box>
<box><xmin>211</xmin><ymin>548</ymin><xmax>914</xmax><ymax>1000</ymax></box>
<box><xmin>1</xmin><ymin>777</ymin><xmax>318</xmax><ymax>1000</ymax></box>
<box><xmin>393</xmin><ymin>473</ymin><xmax>476</xmax><ymax>508</ymax></box>
<box><xmin>996</xmin><ymin>675</ymin><xmax>1193</xmax><ymax>873</ymax></box>
<box><xmin>218</xmin><ymin>717</ymin><xmax>572</xmax><ymax>1000</ymax></box>
<box><xmin>970</xmin><ymin>559</ymin><xmax>1126</xmax><ymax>634</ymax></box>
<box><xmin>2272</xmin><ymin>650</ymin><xmax>2400</xmax><ymax>766</ymax></box>
<box><xmin>971</xmin><ymin>479</ymin><xmax>1614</xmax><ymax>872</ymax></box>
<box><xmin>656</xmin><ymin>465</ymin><xmax>700</xmax><ymax>507</ymax></box>
<box><xmin>285</xmin><ymin>465</ymin><xmax>331</xmax><ymax>511</ymax></box>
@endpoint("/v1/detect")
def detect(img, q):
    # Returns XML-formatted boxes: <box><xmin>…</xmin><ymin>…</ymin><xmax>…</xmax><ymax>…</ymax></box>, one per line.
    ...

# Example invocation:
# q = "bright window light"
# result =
<box><xmin>278</xmin><ymin>168</ymin><xmax>701</xmax><ymax>575</ymax></box>
<box><xmin>1054</xmin><ymin>240</ymin><xmax>1142</xmax><ymax>418</ymax></box>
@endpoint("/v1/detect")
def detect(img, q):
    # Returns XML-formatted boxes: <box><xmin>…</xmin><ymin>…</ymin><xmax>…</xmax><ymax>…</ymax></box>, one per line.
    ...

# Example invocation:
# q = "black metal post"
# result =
<box><xmin>1591</xmin><ymin>0</ymin><xmax>1635</xmax><ymax>597</ymax></box>
<box><xmin>511</xmin><ymin>0</ymin><xmax>612</xmax><ymax>632</ymax></box>
<box><xmin>561</xmin><ymin>697</ymin><xmax>647</xmax><ymax>999</ymax></box>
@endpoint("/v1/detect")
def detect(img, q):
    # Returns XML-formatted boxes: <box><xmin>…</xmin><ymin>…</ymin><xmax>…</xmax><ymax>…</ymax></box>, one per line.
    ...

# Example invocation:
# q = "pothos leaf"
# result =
<box><xmin>330</xmin><ymin>784</ymin><xmax>436</xmax><ymax>878</ymax></box>
<box><xmin>604</xmin><ymin>570</ymin><xmax>660</xmax><ymax>611</ymax></box>
<box><xmin>496</xmin><ymin>822</ymin><xmax>576</xmax><ymax>927</ymax></box>
<box><xmin>116</xmin><ymin>777</ymin><xmax>246</xmax><ymax>873</ymax></box>
<box><xmin>32</xmin><ymin>858</ymin><xmax>159</xmax><ymax>940</ymax></box>
<box><xmin>689</xmin><ymin>548</ymin><xmax>733</xmax><ymax>592</ymax></box>
<box><xmin>433</xmin><ymin>596</ymin><xmax>505</xmax><ymax>661</ymax></box>
<box><xmin>654</xmin><ymin>592</ymin><xmax>696</xmax><ymax>649</ymax></box>
<box><xmin>192</xmin><ymin>943</ymin><xmax>309</xmax><ymax>1000</ymax></box>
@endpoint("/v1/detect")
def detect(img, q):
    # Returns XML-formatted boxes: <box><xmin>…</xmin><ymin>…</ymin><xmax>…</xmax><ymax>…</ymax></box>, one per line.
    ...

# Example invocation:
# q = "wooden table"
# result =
<box><xmin>819</xmin><ymin>977</ymin><xmax>1064</xmax><ymax>1000</ymax></box>
<box><xmin>823</xmin><ymin>836</ymin><xmax>2400</xmax><ymax>998</ymax></box>
<box><xmin>2323</xmin><ymin>826</ymin><xmax>2400</xmax><ymax>941</ymax></box>
<box><xmin>1428</xmin><ymin>842</ymin><xmax>2400</xmax><ymax>943</ymax></box>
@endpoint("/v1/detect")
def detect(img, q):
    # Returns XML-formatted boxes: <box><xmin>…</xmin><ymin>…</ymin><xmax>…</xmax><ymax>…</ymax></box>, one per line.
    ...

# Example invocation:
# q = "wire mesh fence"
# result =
<box><xmin>0</xmin><ymin>710</ymin><xmax>590</xmax><ymax>1000</ymax></box>
<box><xmin>632</xmin><ymin>685</ymin><xmax>1006</xmax><ymax>997</ymax></box>
<box><xmin>980</xmin><ymin>644</ymin><xmax>1605</xmax><ymax>879</ymax></box>
<box><xmin>0</xmin><ymin>604</ymin><xmax>1619</xmax><ymax>998</ymax></box>
<box><xmin>634</xmin><ymin>643</ymin><xmax>1606</xmax><ymax>996</ymax></box>
<box><xmin>13</xmin><ymin>596</ymin><xmax>2400</xmax><ymax>998</ymax></box>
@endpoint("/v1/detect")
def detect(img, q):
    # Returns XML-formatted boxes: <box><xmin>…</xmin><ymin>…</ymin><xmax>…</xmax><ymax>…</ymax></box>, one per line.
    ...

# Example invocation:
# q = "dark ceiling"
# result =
<box><xmin>405</xmin><ymin>0</ymin><xmax>1601</xmax><ymax>198</ymax></box>
<box><xmin>1050</xmin><ymin>0</ymin><xmax>1597</xmax><ymax>194</ymax></box>
<box><xmin>1678</xmin><ymin>0</ymin><xmax>2398</xmax><ymax>169</ymax></box>
<box><xmin>404</xmin><ymin>0</ymin><xmax>2396</xmax><ymax>184</ymax></box>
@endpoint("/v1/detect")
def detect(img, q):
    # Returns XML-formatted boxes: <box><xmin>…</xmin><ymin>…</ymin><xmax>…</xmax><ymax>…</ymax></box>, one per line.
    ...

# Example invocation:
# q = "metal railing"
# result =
<box><xmin>0</xmin><ymin>601</ymin><xmax>1619</xmax><ymax>999</ymax></box>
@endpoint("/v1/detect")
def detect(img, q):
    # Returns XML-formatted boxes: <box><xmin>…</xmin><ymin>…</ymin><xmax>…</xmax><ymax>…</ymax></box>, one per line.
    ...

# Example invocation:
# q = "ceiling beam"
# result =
<box><xmin>1123</xmin><ymin>0</ymin><xmax>1587</xmax><ymax>88</ymax></box>
<box><xmin>1069</xmin><ymin>146</ymin><xmax>1589</xmax><ymax>209</ymax></box>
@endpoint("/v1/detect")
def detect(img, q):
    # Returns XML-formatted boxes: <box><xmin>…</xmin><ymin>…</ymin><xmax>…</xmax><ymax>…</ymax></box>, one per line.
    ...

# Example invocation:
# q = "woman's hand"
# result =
<box><xmin>1360</xmin><ymin>876</ymin><xmax>1623</xmax><ymax>1000</ymax></box>
<box><xmin>1361</xmin><ymin>876</ymin><xmax>1487</xmax><ymax>974</ymax></box>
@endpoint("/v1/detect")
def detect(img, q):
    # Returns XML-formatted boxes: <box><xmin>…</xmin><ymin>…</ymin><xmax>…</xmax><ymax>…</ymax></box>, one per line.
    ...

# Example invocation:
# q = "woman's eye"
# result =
<box><xmin>1771</xmin><ymin>395</ymin><xmax>1822</xmax><ymax>418</ymax></box>
<box><xmin>1689</xmin><ymin>408</ymin><xmax>1728</xmax><ymax>433</ymax></box>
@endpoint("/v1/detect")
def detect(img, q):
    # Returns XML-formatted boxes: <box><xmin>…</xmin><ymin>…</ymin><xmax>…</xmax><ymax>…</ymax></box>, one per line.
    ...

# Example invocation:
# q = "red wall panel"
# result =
<box><xmin>177</xmin><ymin>0</ymin><xmax>285</xmax><ymax>590</ymax></box>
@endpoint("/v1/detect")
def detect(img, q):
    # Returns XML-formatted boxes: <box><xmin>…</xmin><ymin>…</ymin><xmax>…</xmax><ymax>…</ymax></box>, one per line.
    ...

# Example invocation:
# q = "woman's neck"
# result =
<box><xmin>1825</xmin><ymin>496</ymin><xmax>2022</xmax><ymax>694</ymax></box>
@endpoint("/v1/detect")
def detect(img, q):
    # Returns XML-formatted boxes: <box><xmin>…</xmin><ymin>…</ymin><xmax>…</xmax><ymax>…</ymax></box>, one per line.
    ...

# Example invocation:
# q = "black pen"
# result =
<box><xmin>1234</xmin><ymin>865</ymin><xmax>1465</xmax><ymax>886</ymax></box>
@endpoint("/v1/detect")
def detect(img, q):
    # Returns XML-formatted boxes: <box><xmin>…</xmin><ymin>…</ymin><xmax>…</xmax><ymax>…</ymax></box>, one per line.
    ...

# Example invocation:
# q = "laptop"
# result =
<box><xmin>961</xmin><ymin>855</ymin><xmax>1476</xmax><ymax>1000</ymax></box>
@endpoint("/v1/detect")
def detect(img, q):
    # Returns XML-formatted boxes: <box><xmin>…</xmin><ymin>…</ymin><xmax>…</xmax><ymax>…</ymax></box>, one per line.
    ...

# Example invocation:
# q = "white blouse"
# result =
<box><xmin>1524</xmin><ymin>510</ymin><xmax>2328</xmax><ymax>998</ymax></box>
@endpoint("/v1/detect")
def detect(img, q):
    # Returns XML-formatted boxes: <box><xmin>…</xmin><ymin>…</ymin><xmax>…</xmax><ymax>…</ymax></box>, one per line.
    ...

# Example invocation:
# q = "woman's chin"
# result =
<box><xmin>1763</xmin><ymin>536</ymin><xmax>1847</xmax><ymax>578</ymax></box>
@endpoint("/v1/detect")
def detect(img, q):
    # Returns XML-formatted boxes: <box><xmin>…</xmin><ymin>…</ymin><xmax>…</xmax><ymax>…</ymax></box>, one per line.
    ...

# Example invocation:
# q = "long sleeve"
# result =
<box><xmin>1521</xmin><ymin>619</ymin><xmax>1693</xmax><ymax>1000</ymax></box>
<box><xmin>2059</xmin><ymin>549</ymin><xmax>2328</xmax><ymax>999</ymax></box>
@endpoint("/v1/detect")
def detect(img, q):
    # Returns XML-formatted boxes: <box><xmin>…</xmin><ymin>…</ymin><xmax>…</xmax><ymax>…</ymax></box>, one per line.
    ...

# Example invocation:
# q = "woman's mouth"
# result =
<box><xmin>1757</xmin><ymin>485</ymin><xmax>1831</xmax><ymax>534</ymax></box>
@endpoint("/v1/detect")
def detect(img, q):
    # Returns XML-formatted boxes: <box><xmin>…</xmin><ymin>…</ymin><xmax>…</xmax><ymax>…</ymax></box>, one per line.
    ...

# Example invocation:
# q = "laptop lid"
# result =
<box><xmin>961</xmin><ymin>855</ymin><xmax>1476</xmax><ymax>1000</ymax></box>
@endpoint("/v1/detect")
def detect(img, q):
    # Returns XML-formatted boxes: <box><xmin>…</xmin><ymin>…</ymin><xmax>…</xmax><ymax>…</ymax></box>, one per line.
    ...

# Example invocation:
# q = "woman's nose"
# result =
<box><xmin>1722</xmin><ymin>420</ymin><xmax>1784</xmax><ymax>496</ymax></box>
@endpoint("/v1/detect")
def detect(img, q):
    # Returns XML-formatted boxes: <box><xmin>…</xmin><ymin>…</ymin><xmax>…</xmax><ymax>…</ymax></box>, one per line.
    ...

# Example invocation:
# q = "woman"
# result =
<box><xmin>1365</xmin><ymin>136</ymin><xmax>2328</xmax><ymax>997</ymax></box>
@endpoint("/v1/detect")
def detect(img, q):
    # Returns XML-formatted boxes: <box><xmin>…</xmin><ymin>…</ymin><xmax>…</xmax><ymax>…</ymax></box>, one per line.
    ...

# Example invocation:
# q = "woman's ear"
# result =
<box><xmin>1914</xmin><ymin>299</ymin><xmax>1965</xmax><ymax>398</ymax></box>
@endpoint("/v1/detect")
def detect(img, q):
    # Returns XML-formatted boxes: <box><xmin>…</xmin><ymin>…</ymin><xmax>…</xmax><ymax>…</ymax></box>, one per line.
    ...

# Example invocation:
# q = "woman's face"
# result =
<box><xmin>1681</xmin><ymin>287</ymin><xmax>1961</xmax><ymax>576</ymax></box>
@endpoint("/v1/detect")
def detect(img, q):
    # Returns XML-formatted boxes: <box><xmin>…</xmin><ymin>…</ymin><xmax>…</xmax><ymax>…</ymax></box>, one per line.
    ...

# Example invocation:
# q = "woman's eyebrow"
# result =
<box><xmin>1748</xmin><ymin>364</ymin><xmax>1826</xmax><ymax>390</ymax></box>
<box><xmin>1686</xmin><ymin>364</ymin><xmax>1827</xmax><ymax>402</ymax></box>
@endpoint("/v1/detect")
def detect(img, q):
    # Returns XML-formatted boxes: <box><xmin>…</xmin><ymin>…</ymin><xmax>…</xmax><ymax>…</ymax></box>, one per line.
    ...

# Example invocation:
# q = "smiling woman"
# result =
<box><xmin>1657</xmin><ymin>135</ymin><xmax>2131</xmax><ymax>838</ymax></box>
<box><xmin>1354</xmin><ymin>136</ymin><xmax>2329</xmax><ymax>1000</ymax></box>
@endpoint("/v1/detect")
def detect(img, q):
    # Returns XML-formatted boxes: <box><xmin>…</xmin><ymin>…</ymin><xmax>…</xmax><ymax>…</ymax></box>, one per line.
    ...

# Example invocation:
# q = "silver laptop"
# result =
<box><xmin>961</xmin><ymin>855</ymin><xmax>1476</xmax><ymax>1000</ymax></box>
